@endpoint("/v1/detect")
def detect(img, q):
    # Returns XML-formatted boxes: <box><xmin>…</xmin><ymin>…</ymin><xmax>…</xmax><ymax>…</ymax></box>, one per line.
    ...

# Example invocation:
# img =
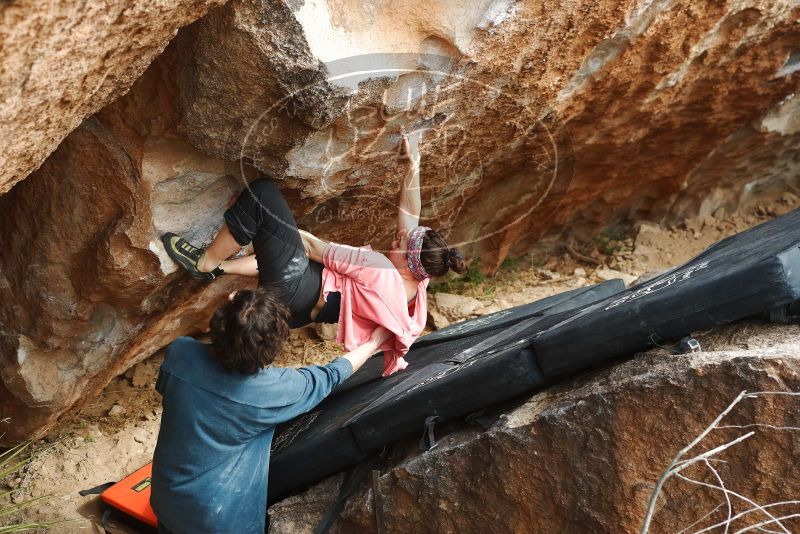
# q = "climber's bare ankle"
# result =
<box><xmin>197</xmin><ymin>252</ymin><xmax>217</xmax><ymax>273</ymax></box>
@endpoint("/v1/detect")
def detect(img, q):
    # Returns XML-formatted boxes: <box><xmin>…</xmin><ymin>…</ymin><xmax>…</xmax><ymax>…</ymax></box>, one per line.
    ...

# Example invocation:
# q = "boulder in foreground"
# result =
<box><xmin>269</xmin><ymin>323</ymin><xmax>800</xmax><ymax>534</ymax></box>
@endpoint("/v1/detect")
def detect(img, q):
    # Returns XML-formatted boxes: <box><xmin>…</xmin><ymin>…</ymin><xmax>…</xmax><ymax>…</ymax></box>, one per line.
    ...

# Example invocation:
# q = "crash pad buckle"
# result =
<box><xmin>649</xmin><ymin>333</ymin><xmax>701</xmax><ymax>354</ymax></box>
<box><xmin>672</xmin><ymin>336</ymin><xmax>701</xmax><ymax>354</ymax></box>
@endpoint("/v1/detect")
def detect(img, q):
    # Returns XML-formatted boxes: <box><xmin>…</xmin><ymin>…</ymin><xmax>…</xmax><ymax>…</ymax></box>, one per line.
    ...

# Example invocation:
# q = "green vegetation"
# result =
<box><xmin>499</xmin><ymin>255</ymin><xmax>524</xmax><ymax>271</ymax></box>
<box><xmin>593</xmin><ymin>226</ymin><xmax>634</xmax><ymax>256</ymax></box>
<box><xmin>0</xmin><ymin>442</ymin><xmax>59</xmax><ymax>533</ymax></box>
<box><xmin>429</xmin><ymin>260</ymin><xmax>486</xmax><ymax>294</ymax></box>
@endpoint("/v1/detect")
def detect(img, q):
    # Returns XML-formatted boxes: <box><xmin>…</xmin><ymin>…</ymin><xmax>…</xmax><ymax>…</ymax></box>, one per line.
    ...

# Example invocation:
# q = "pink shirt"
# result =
<box><xmin>321</xmin><ymin>242</ymin><xmax>429</xmax><ymax>376</ymax></box>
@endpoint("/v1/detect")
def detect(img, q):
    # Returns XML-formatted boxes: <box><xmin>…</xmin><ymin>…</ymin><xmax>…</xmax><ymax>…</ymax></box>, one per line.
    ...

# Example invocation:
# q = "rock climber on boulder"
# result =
<box><xmin>162</xmin><ymin>131</ymin><xmax>467</xmax><ymax>376</ymax></box>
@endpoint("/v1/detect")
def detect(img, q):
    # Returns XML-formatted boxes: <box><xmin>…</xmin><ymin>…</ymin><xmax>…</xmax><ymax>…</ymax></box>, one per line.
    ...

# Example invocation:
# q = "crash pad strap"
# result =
<box><xmin>446</xmin><ymin>314</ymin><xmax>542</xmax><ymax>365</ymax></box>
<box><xmin>78</xmin><ymin>481</ymin><xmax>116</xmax><ymax>496</ymax></box>
<box><xmin>769</xmin><ymin>301</ymin><xmax>800</xmax><ymax>324</ymax></box>
<box><xmin>372</xmin><ymin>470</ymin><xmax>385</xmax><ymax>534</ymax></box>
<box><xmin>419</xmin><ymin>415</ymin><xmax>446</xmax><ymax>451</ymax></box>
<box><xmin>101</xmin><ymin>508</ymin><xmax>112</xmax><ymax>533</ymax></box>
<box><xmin>314</xmin><ymin>455</ymin><xmax>380</xmax><ymax>534</ymax></box>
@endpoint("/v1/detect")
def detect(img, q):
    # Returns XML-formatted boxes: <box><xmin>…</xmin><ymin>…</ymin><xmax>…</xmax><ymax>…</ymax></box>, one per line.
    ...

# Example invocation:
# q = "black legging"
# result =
<box><xmin>224</xmin><ymin>179</ymin><xmax>322</xmax><ymax>328</ymax></box>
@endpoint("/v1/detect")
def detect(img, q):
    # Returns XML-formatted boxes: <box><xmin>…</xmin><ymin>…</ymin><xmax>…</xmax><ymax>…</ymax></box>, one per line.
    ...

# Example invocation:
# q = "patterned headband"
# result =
<box><xmin>406</xmin><ymin>226</ymin><xmax>431</xmax><ymax>280</ymax></box>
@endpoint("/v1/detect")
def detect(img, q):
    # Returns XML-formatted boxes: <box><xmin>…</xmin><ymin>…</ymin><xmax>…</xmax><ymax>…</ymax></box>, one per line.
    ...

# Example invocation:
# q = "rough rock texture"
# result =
<box><xmin>426</xmin><ymin>292</ymin><xmax>486</xmax><ymax>328</ymax></box>
<box><xmin>0</xmin><ymin>79</ymin><xmax>253</xmax><ymax>442</ymax></box>
<box><xmin>162</xmin><ymin>0</ymin><xmax>800</xmax><ymax>266</ymax></box>
<box><xmin>0</xmin><ymin>0</ymin><xmax>225</xmax><ymax>194</ymax></box>
<box><xmin>269</xmin><ymin>323</ymin><xmax>800</xmax><ymax>533</ymax></box>
<box><xmin>673</xmin><ymin>92</ymin><xmax>800</xmax><ymax>218</ymax></box>
<box><xmin>1</xmin><ymin>0</ymin><xmax>799</xmax><ymax>441</ymax></box>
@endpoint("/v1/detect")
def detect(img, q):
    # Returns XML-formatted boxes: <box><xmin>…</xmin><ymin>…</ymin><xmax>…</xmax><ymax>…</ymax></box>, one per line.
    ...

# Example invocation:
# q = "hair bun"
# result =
<box><xmin>447</xmin><ymin>248</ymin><xmax>467</xmax><ymax>275</ymax></box>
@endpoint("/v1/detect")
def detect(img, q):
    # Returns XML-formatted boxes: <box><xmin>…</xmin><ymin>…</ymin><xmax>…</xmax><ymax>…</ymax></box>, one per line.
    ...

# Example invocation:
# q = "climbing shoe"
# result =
<box><xmin>161</xmin><ymin>233</ymin><xmax>224</xmax><ymax>282</ymax></box>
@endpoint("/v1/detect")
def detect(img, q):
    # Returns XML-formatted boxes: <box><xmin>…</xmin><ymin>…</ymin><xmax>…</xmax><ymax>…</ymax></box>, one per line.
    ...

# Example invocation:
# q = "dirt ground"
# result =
<box><xmin>3</xmin><ymin>190</ymin><xmax>799</xmax><ymax>532</ymax></box>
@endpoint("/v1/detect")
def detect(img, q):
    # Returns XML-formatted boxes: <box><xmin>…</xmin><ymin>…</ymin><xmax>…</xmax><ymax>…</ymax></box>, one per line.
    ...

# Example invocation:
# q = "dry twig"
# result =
<box><xmin>641</xmin><ymin>390</ymin><xmax>800</xmax><ymax>534</ymax></box>
<box><xmin>565</xmin><ymin>241</ymin><xmax>602</xmax><ymax>266</ymax></box>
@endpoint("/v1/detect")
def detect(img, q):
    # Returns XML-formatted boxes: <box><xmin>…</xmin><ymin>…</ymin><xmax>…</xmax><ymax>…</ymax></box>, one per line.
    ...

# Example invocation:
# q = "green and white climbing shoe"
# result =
<box><xmin>161</xmin><ymin>233</ymin><xmax>224</xmax><ymax>282</ymax></box>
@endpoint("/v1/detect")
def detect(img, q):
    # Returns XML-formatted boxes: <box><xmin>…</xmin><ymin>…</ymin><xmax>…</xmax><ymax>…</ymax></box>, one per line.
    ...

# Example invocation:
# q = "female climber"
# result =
<box><xmin>162</xmin><ymin>132</ymin><xmax>467</xmax><ymax>376</ymax></box>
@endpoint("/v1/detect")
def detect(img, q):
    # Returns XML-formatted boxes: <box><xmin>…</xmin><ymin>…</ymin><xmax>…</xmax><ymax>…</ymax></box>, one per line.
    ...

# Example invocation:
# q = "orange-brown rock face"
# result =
<box><xmin>0</xmin><ymin>0</ymin><xmax>799</xmax><ymax>442</ymax></box>
<box><xmin>0</xmin><ymin>0</ymin><xmax>225</xmax><ymax>195</ymax></box>
<box><xmin>0</xmin><ymin>115</ymin><xmax>251</xmax><ymax>441</ymax></box>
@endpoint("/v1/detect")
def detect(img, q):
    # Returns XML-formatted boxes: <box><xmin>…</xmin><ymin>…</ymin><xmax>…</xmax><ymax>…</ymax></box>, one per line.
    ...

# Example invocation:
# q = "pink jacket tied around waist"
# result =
<box><xmin>321</xmin><ymin>242</ymin><xmax>429</xmax><ymax>376</ymax></box>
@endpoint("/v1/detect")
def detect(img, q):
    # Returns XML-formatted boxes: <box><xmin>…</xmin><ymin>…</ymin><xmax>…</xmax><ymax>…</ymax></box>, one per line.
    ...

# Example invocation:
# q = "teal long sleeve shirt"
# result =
<box><xmin>150</xmin><ymin>337</ymin><xmax>353</xmax><ymax>533</ymax></box>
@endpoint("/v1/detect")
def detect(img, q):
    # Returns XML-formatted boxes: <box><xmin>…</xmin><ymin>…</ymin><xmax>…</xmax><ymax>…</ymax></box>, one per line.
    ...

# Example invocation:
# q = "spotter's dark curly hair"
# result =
<box><xmin>209</xmin><ymin>288</ymin><xmax>290</xmax><ymax>375</ymax></box>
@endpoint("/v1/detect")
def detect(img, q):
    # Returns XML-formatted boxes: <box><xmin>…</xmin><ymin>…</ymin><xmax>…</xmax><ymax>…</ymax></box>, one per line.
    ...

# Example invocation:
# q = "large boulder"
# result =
<box><xmin>0</xmin><ymin>0</ymin><xmax>799</xmax><ymax>442</ymax></box>
<box><xmin>269</xmin><ymin>323</ymin><xmax>800</xmax><ymax>533</ymax></box>
<box><xmin>165</xmin><ymin>0</ymin><xmax>800</xmax><ymax>267</ymax></box>
<box><xmin>0</xmin><ymin>68</ymin><xmax>253</xmax><ymax>442</ymax></box>
<box><xmin>0</xmin><ymin>0</ymin><xmax>225</xmax><ymax>195</ymax></box>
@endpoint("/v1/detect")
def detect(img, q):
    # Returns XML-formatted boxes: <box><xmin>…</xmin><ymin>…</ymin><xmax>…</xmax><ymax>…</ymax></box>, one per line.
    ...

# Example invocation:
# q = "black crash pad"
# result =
<box><xmin>412</xmin><ymin>279</ymin><xmax>626</xmax><ymax>348</ymax></box>
<box><xmin>268</xmin><ymin>280</ymin><xmax>625</xmax><ymax>502</ymax></box>
<box><xmin>348</xmin><ymin>345</ymin><xmax>543</xmax><ymax>453</ymax></box>
<box><xmin>534</xmin><ymin>208</ymin><xmax>800</xmax><ymax>376</ymax></box>
<box><xmin>331</xmin><ymin>279</ymin><xmax>626</xmax><ymax>396</ymax></box>
<box><xmin>267</xmin><ymin>330</ymin><xmax>540</xmax><ymax>501</ymax></box>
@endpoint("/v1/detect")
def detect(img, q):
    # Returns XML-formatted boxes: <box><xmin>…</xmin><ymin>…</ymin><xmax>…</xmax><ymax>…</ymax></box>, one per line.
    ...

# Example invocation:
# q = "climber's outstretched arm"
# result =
<box><xmin>396</xmin><ymin>132</ymin><xmax>421</xmax><ymax>238</ymax></box>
